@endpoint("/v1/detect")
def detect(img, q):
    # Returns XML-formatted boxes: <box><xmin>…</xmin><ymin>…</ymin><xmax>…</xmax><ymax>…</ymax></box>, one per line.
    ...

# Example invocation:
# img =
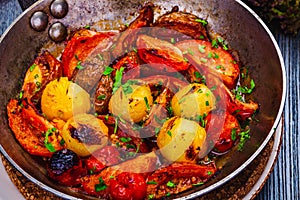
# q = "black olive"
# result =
<box><xmin>48</xmin><ymin>149</ymin><xmax>79</xmax><ymax>175</ymax></box>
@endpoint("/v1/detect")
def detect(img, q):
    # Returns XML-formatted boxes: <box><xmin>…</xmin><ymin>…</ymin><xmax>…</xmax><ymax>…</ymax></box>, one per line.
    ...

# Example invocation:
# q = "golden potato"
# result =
<box><xmin>41</xmin><ymin>77</ymin><xmax>90</xmax><ymax>121</ymax></box>
<box><xmin>61</xmin><ymin>113</ymin><xmax>108</xmax><ymax>157</ymax></box>
<box><xmin>171</xmin><ymin>83</ymin><xmax>216</xmax><ymax>119</ymax></box>
<box><xmin>157</xmin><ymin>116</ymin><xmax>206</xmax><ymax>163</ymax></box>
<box><xmin>109</xmin><ymin>83</ymin><xmax>153</xmax><ymax>123</ymax></box>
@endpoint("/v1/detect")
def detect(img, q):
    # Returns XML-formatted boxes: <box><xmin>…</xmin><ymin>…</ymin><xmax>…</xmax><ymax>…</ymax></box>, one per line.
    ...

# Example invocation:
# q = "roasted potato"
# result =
<box><xmin>61</xmin><ymin>113</ymin><xmax>108</xmax><ymax>157</ymax></box>
<box><xmin>109</xmin><ymin>82</ymin><xmax>153</xmax><ymax>123</ymax></box>
<box><xmin>157</xmin><ymin>116</ymin><xmax>206</xmax><ymax>163</ymax></box>
<box><xmin>41</xmin><ymin>77</ymin><xmax>91</xmax><ymax>121</ymax></box>
<box><xmin>171</xmin><ymin>83</ymin><xmax>216</xmax><ymax>119</ymax></box>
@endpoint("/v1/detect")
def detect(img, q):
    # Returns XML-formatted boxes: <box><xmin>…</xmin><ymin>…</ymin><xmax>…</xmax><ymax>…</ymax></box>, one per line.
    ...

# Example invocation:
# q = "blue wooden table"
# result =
<box><xmin>1</xmin><ymin>0</ymin><xmax>299</xmax><ymax>199</ymax></box>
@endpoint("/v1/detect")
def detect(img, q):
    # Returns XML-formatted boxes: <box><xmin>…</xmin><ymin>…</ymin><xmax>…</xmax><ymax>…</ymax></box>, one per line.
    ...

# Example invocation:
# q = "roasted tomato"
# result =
<box><xmin>176</xmin><ymin>40</ymin><xmax>240</xmax><ymax>89</ymax></box>
<box><xmin>85</xmin><ymin>146</ymin><xmax>121</xmax><ymax>174</ymax></box>
<box><xmin>7</xmin><ymin>99</ymin><xmax>63</xmax><ymax>157</ymax></box>
<box><xmin>154</xmin><ymin>10</ymin><xmax>209</xmax><ymax>40</ymax></box>
<box><xmin>80</xmin><ymin>152</ymin><xmax>157</xmax><ymax>197</ymax></box>
<box><xmin>47</xmin><ymin>149</ymin><xmax>87</xmax><ymax>186</ymax></box>
<box><xmin>112</xmin><ymin>3</ymin><xmax>154</xmax><ymax>58</ymax></box>
<box><xmin>22</xmin><ymin>51</ymin><xmax>62</xmax><ymax>105</ymax></box>
<box><xmin>137</xmin><ymin>34</ymin><xmax>190</xmax><ymax>72</ymax></box>
<box><xmin>225</xmin><ymin>86</ymin><xmax>259</xmax><ymax>120</ymax></box>
<box><xmin>146</xmin><ymin>163</ymin><xmax>217</xmax><ymax>199</ymax></box>
<box><xmin>206</xmin><ymin>112</ymin><xmax>240</xmax><ymax>153</ymax></box>
<box><xmin>61</xmin><ymin>29</ymin><xmax>115</xmax><ymax>79</ymax></box>
<box><xmin>109</xmin><ymin>172</ymin><xmax>147</xmax><ymax>200</ymax></box>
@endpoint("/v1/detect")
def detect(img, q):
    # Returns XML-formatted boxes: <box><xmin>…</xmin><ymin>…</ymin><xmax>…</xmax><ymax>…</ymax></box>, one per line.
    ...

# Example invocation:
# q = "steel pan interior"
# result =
<box><xmin>0</xmin><ymin>0</ymin><xmax>285</xmax><ymax>199</ymax></box>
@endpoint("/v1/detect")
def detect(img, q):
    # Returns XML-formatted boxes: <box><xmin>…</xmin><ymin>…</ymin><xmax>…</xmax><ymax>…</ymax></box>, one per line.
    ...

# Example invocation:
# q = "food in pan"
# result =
<box><xmin>6</xmin><ymin>3</ymin><xmax>259</xmax><ymax>199</ymax></box>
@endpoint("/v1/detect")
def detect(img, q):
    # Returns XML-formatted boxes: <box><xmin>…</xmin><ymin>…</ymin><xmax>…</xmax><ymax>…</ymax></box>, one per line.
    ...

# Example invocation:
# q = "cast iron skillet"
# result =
<box><xmin>0</xmin><ymin>0</ymin><xmax>286</xmax><ymax>199</ymax></box>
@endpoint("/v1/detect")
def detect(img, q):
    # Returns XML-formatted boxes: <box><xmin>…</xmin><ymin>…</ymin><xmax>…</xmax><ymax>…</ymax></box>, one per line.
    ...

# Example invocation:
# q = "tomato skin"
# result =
<box><xmin>85</xmin><ymin>146</ymin><xmax>121</xmax><ymax>174</ymax></box>
<box><xmin>109</xmin><ymin>172</ymin><xmax>147</xmax><ymax>200</ymax></box>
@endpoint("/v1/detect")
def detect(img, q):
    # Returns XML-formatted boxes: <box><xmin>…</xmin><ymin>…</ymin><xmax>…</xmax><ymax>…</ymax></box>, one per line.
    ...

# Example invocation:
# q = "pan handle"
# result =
<box><xmin>18</xmin><ymin>0</ymin><xmax>38</xmax><ymax>11</ymax></box>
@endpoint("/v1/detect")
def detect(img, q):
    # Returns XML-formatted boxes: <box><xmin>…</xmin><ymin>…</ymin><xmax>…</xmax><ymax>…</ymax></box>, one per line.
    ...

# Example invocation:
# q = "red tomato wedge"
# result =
<box><xmin>7</xmin><ymin>99</ymin><xmax>63</xmax><ymax>157</ymax></box>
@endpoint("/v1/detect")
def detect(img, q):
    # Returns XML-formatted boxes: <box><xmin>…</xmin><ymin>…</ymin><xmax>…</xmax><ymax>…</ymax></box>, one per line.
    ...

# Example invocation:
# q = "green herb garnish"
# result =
<box><xmin>195</xmin><ymin>18</ymin><xmax>208</xmax><ymax>26</ymax></box>
<box><xmin>95</xmin><ymin>177</ymin><xmax>107</xmax><ymax>192</ymax></box>
<box><xmin>112</xmin><ymin>67</ymin><xmax>125</xmax><ymax>93</ymax></box>
<box><xmin>166</xmin><ymin>180</ymin><xmax>176</xmax><ymax>187</ymax></box>
<box><xmin>103</xmin><ymin>66</ymin><xmax>114</xmax><ymax>75</ymax></box>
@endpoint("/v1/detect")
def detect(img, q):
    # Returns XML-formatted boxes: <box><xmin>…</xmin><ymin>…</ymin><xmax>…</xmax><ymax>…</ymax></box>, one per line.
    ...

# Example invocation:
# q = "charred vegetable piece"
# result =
<box><xmin>112</xmin><ymin>52</ymin><xmax>140</xmax><ymax>82</ymax></box>
<box><xmin>154</xmin><ymin>10</ymin><xmax>209</xmax><ymax>40</ymax></box>
<box><xmin>62</xmin><ymin>114</ymin><xmax>109</xmax><ymax>157</ymax></box>
<box><xmin>176</xmin><ymin>40</ymin><xmax>240</xmax><ymax>89</ymax></box>
<box><xmin>7</xmin><ymin>99</ymin><xmax>63</xmax><ymax>157</ymax></box>
<box><xmin>157</xmin><ymin>117</ymin><xmax>206</xmax><ymax>163</ymax></box>
<box><xmin>112</xmin><ymin>3</ymin><xmax>154</xmax><ymax>58</ymax></box>
<box><xmin>72</xmin><ymin>50</ymin><xmax>111</xmax><ymax>92</ymax></box>
<box><xmin>97</xmin><ymin>115</ymin><xmax>150</xmax><ymax>154</ymax></box>
<box><xmin>80</xmin><ymin>152</ymin><xmax>157</xmax><ymax>197</ymax></box>
<box><xmin>22</xmin><ymin>51</ymin><xmax>62</xmax><ymax>105</ymax></box>
<box><xmin>61</xmin><ymin>29</ymin><xmax>115</xmax><ymax>79</ymax></box>
<box><xmin>85</xmin><ymin>146</ymin><xmax>121</xmax><ymax>174</ymax></box>
<box><xmin>109</xmin><ymin>172</ymin><xmax>147</xmax><ymax>200</ymax></box>
<box><xmin>94</xmin><ymin>75</ymin><xmax>114</xmax><ymax>114</ymax></box>
<box><xmin>206</xmin><ymin>112</ymin><xmax>240</xmax><ymax>153</ymax></box>
<box><xmin>137</xmin><ymin>34</ymin><xmax>190</xmax><ymax>72</ymax></box>
<box><xmin>94</xmin><ymin>52</ymin><xmax>140</xmax><ymax>115</ymax></box>
<box><xmin>47</xmin><ymin>149</ymin><xmax>87</xmax><ymax>186</ymax></box>
<box><xmin>146</xmin><ymin>163</ymin><xmax>217</xmax><ymax>199</ymax></box>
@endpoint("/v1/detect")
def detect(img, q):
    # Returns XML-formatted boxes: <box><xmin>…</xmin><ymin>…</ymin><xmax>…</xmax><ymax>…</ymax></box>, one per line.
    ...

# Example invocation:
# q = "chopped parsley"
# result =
<box><xmin>166</xmin><ymin>180</ymin><xmax>176</xmax><ymax>187</ymax></box>
<box><xmin>112</xmin><ymin>67</ymin><xmax>125</xmax><ymax>93</ymax></box>
<box><xmin>193</xmin><ymin>182</ymin><xmax>204</xmax><ymax>186</ymax></box>
<box><xmin>198</xmin><ymin>45</ymin><xmax>206</xmax><ymax>53</ymax></box>
<box><xmin>19</xmin><ymin>91</ymin><xmax>23</xmax><ymax>99</ymax></box>
<box><xmin>97</xmin><ymin>53</ymin><xmax>104</xmax><ymax>61</ymax></box>
<box><xmin>29</xmin><ymin>64</ymin><xmax>37</xmax><ymax>72</ymax></box>
<box><xmin>76</xmin><ymin>61</ymin><xmax>84</xmax><ymax>70</ymax></box>
<box><xmin>211</xmin><ymin>39</ymin><xmax>218</xmax><ymax>48</ymax></box>
<box><xmin>97</xmin><ymin>95</ymin><xmax>106</xmax><ymax>100</ymax></box>
<box><xmin>232</xmin><ymin>79</ymin><xmax>256</xmax><ymax>101</ymax></box>
<box><xmin>200</xmin><ymin>58</ymin><xmax>208</xmax><ymax>63</ymax></box>
<box><xmin>195</xmin><ymin>18</ymin><xmax>208</xmax><ymax>26</ymax></box>
<box><xmin>103</xmin><ymin>66</ymin><xmax>114</xmax><ymax>75</ymax></box>
<box><xmin>238</xmin><ymin>129</ymin><xmax>251</xmax><ymax>151</ymax></box>
<box><xmin>170</xmin><ymin>38</ymin><xmax>176</xmax><ymax>44</ymax></box>
<box><xmin>147</xmin><ymin>181</ymin><xmax>157</xmax><ymax>185</ymax></box>
<box><xmin>95</xmin><ymin>177</ymin><xmax>107</xmax><ymax>192</ymax></box>
<box><xmin>167</xmin><ymin>130</ymin><xmax>172</xmax><ymax>137</ymax></box>
<box><xmin>231</xmin><ymin>128</ymin><xmax>237</xmax><ymax>141</ymax></box>
<box><xmin>187</xmin><ymin>48</ymin><xmax>194</xmax><ymax>56</ymax></box>
<box><xmin>205</xmin><ymin>101</ymin><xmax>210</xmax><ymax>106</ymax></box>
<box><xmin>44</xmin><ymin>127</ymin><xmax>57</xmax><ymax>153</ymax></box>
<box><xmin>144</xmin><ymin>97</ymin><xmax>151</xmax><ymax>111</ymax></box>
<box><xmin>120</xmin><ymin>137</ymin><xmax>132</xmax><ymax>143</ymax></box>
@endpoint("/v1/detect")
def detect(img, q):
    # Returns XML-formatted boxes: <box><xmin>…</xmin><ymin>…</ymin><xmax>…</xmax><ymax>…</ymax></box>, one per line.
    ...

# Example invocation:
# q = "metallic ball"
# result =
<box><xmin>48</xmin><ymin>22</ymin><xmax>67</xmax><ymax>43</ymax></box>
<box><xmin>30</xmin><ymin>11</ymin><xmax>48</xmax><ymax>32</ymax></box>
<box><xmin>50</xmin><ymin>0</ymin><xmax>69</xmax><ymax>19</ymax></box>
